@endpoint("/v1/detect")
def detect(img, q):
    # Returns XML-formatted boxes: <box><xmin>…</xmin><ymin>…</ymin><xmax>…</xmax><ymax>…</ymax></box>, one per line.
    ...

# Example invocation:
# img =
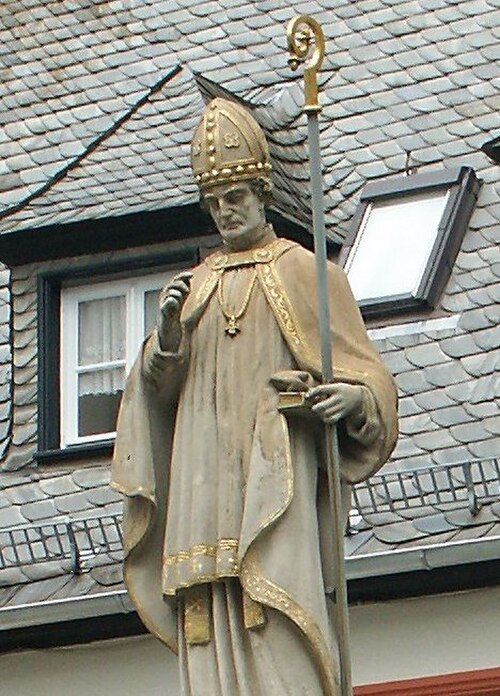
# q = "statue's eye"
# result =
<box><xmin>226</xmin><ymin>191</ymin><xmax>244</xmax><ymax>204</ymax></box>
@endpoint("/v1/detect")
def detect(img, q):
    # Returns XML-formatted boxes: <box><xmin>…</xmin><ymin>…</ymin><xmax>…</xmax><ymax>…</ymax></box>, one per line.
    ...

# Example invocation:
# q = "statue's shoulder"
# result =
<box><xmin>275</xmin><ymin>243</ymin><xmax>349</xmax><ymax>297</ymax></box>
<box><xmin>273</xmin><ymin>242</ymin><xmax>318</xmax><ymax>275</ymax></box>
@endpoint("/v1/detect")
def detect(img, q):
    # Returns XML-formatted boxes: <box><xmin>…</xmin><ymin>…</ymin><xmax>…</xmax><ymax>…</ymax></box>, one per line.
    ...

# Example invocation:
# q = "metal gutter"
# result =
<box><xmin>344</xmin><ymin>536</ymin><xmax>500</xmax><ymax>582</ymax></box>
<box><xmin>1</xmin><ymin>536</ymin><xmax>498</xmax><ymax>631</ymax></box>
<box><xmin>0</xmin><ymin>589</ymin><xmax>134</xmax><ymax>631</ymax></box>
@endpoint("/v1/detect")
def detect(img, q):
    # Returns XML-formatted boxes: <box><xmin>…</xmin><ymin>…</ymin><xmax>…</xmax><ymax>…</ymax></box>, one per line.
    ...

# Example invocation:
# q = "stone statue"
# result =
<box><xmin>112</xmin><ymin>98</ymin><xmax>398</xmax><ymax>695</ymax></box>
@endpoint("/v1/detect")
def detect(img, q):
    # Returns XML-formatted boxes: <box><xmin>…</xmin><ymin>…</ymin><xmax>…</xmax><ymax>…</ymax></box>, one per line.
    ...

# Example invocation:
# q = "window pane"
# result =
<box><xmin>78</xmin><ymin>296</ymin><xmax>126</xmax><ymax>365</ymax></box>
<box><xmin>78</xmin><ymin>367</ymin><xmax>125</xmax><ymax>437</ymax></box>
<box><xmin>346</xmin><ymin>191</ymin><xmax>449</xmax><ymax>302</ymax></box>
<box><xmin>144</xmin><ymin>289</ymin><xmax>160</xmax><ymax>337</ymax></box>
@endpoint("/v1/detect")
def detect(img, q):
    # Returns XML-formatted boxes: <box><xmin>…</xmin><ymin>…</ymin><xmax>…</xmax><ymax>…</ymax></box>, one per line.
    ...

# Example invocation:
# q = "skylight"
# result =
<box><xmin>342</xmin><ymin>167</ymin><xmax>480</xmax><ymax>316</ymax></box>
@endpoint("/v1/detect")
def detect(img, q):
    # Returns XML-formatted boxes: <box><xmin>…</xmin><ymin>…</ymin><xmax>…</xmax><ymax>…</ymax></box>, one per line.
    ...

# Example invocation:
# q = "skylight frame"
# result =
<box><xmin>341</xmin><ymin>167</ymin><xmax>480</xmax><ymax>317</ymax></box>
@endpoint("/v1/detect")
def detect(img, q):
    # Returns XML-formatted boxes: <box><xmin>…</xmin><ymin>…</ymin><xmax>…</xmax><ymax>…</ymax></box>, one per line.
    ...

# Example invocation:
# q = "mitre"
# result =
<box><xmin>191</xmin><ymin>98</ymin><xmax>272</xmax><ymax>190</ymax></box>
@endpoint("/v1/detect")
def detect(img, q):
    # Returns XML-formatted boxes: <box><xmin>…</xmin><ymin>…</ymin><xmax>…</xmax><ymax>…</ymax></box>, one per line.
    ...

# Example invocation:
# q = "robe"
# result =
<box><xmin>111</xmin><ymin>237</ymin><xmax>398</xmax><ymax>695</ymax></box>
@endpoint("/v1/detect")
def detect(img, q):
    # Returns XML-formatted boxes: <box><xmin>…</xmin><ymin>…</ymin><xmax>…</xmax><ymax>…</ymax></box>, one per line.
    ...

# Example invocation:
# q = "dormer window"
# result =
<box><xmin>60</xmin><ymin>273</ymin><xmax>166</xmax><ymax>447</ymax></box>
<box><xmin>36</xmin><ymin>248</ymin><xmax>197</xmax><ymax>460</ymax></box>
<box><xmin>341</xmin><ymin>167</ymin><xmax>480</xmax><ymax>317</ymax></box>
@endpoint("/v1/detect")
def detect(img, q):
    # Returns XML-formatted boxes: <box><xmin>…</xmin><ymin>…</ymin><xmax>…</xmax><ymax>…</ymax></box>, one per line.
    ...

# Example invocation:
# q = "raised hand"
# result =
<box><xmin>157</xmin><ymin>271</ymin><xmax>193</xmax><ymax>351</ymax></box>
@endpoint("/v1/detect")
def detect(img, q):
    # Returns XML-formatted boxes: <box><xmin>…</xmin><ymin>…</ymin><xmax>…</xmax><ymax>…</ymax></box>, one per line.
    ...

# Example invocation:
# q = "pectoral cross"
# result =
<box><xmin>225</xmin><ymin>316</ymin><xmax>241</xmax><ymax>336</ymax></box>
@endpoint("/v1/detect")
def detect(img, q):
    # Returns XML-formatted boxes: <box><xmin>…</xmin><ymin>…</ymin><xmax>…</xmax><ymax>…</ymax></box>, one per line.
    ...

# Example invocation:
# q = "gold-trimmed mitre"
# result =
<box><xmin>191</xmin><ymin>98</ymin><xmax>272</xmax><ymax>190</ymax></box>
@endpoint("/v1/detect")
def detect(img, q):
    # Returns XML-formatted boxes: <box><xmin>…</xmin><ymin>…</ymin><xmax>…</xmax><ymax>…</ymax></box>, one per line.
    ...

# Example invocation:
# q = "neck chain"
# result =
<box><xmin>216</xmin><ymin>269</ymin><xmax>257</xmax><ymax>337</ymax></box>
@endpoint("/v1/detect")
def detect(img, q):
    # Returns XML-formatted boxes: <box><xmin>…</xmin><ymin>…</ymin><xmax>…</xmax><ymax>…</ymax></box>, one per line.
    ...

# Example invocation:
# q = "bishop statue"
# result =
<box><xmin>112</xmin><ymin>98</ymin><xmax>398</xmax><ymax>695</ymax></box>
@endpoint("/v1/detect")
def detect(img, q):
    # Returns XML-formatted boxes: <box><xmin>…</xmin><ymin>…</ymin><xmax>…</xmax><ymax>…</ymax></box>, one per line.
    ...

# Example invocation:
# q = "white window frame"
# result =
<box><xmin>60</xmin><ymin>272</ymin><xmax>166</xmax><ymax>448</ymax></box>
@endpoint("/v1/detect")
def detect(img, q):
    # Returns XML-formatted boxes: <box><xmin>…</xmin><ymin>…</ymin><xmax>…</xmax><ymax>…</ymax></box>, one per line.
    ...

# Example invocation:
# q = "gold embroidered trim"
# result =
<box><xmin>257</xmin><ymin>261</ymin><xmax>311</xmax><ymax>351</ymax></box>
<box><xmin>242</xmin><ymin>591</ymin><xmax>267</xmax><ymax>630</ymax></box>
<box><xmin>205</xmin><ymin>237</ymin><xmax>296</xmax><ymax>271</ymax></box>
<box><xmin>195</xmin><ymin>269</ymin><xmax>220</xmax><ymax>306</ymax></box>
<box><xmin>162</xmin><ymin>539</ymin><xmax>240</xmax><ymax>596</ymax></box>
<box><xmin>164</xmin><ymin>539</ymin><xmax>239</xmax><ymax>564</ymax></box>
<box><xmin>241</xmin><ymin>550</ymin><xmax>337</xmax><ymax>695</ymax></box>
<box><xmin>258</xmin><ymin>259</ymin><xmax>370</xmax><ymax>383</ymax></box>
<box><xmin>184</xmin><ymin>585</ymin><xmax>210</xmax><ymax>646</ymax></box>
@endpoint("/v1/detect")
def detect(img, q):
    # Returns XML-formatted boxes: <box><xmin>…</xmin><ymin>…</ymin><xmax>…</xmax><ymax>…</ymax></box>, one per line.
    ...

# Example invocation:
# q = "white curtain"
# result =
<box><xmin>78</xmin><ymin>295</ymin><xmax>126</xmax><ymax>396</ymax></box>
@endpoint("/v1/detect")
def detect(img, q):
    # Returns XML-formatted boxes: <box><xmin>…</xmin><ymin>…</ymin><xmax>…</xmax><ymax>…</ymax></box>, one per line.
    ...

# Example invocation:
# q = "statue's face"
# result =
<box><xmin>203</xmin><ymin>181</ymin><xmax>266</xmax><ymax>251</ymax></box>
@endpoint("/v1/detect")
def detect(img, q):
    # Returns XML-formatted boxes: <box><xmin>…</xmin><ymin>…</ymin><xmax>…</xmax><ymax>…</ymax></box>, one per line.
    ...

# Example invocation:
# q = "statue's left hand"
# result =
<box><xmin>305</xmin><ymin>382</ymin><xmax>364</xmax><ymax>424</ymax></box>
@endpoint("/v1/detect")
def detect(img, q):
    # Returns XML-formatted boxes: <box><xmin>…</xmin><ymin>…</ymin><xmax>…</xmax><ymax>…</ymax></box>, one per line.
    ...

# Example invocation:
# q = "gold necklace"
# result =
<box><xmin>217</xmin><ymin>269</ymin><xmax>257</xmax><ymax>337</ymax></box>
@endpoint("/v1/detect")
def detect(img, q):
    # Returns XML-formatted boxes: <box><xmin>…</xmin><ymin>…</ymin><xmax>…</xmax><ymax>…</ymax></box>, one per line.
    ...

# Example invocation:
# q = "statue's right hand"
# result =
<box><xmin>157</xmin><ymin>271</ymin><xmax>193</xmax><ymax>351</ymax></box>
<box><xmin>159</xmin><ymin>271</ymin><xmax>194</xmax><ymax>318</ymax></box>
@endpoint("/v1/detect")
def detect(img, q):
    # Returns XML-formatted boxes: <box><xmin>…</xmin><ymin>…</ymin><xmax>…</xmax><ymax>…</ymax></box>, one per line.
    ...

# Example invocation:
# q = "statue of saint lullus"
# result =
<box><xmin>112</xmin><ymin>98</ymin><xmax>398</xmax><ymax>695</ymax></box>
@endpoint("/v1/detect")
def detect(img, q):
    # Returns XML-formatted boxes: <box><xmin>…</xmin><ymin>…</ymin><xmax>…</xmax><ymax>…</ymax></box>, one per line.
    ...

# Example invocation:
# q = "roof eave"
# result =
<box><xmin>344</xmin><ymin>535</ymin><xmax>500</xmax><ymax>584</ymax></box>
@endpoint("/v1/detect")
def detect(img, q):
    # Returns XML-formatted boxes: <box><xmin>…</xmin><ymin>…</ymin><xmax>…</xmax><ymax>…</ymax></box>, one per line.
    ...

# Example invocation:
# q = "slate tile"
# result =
<box><xmin>405</xmin><ymin>343</ymin><xmax>450</xmax><ymax>367</ymax></box>
<box><xmin>4</xmin><ymin>483</ymin><xmax>47</xmax><ymax>505</ymax></box>
<box><xmin>39</xmin><ymin>475</ymin><xmax>79</xmax><ymax>497</ymax></box>
<box><xmin>445</xmin><ymin>379</ymin><xmax>478</xmax><ymax>404</ymax></box>
<box><xmin>0</xmin><ymin>506</ymin><xmax>26</xmax><ymax>527</ymax></box>
<box><xmin>344</xmin><ymin>530</ymin><xmax>374</xmax><ymax>556</ymax></box>
<box><xmin>449</xmin><ymin>520</ymin><xmax>496</xmax><ymax>543</ymax></box>
<box><xmin>13</xmin><ymin>404</ymin><xmax>37</xmax><ymax>431</ymax></box>
<box><xmin>431</xmin><ymin>445</ymin><xmax>475</xmax><ymax>467</ymax></box>
<box><xmin>399</xmin><ymin>413</ymin><xmax>438</xmax><ymax>436</ymax></box>
<box><xmin>470</xmin><ymin>371</ymin><xmax>500</xmax><ymax>405</ymax></box>
<box><xmin>412</xmin><ymin>513</ymin><xmax>457</xmax><ymax>535</ymax></box>
<box><xmin>472</xmin><ymin>327</ymin><xmax>499</xmax><ymax>351</ymax></box>
<box><xmin>392</xmin><ymin>437</ymin><xmax>427</xmax><ymax>459</ymax></box>
<box><xmin>12</xmin><ymin>411</ymin><xmax>37</xmax><ymax>445</ymax></box>
<box><xmin>424</xmin><ymin>361</ymin><xmax>470</xmax><ymax>388</ymax></box>
<box><xmin>14</xmin><ymin>560</ymin><xmax>68</xmax><ymax>585</ymax></box>
<box><xmin>373</xmin><ymin>520</ymin><xmax>427</xmax><ymax>544</ymax></box>
<box><xmin>462</xmin><ymin>353</ymin><xmax>499</xmax><ymax>378</ymax></box>
<box><xmin>72</xmin><ymin>467</ymin><xmax>111</xmax><ymax>489</ymax></box>
<box><xmin>48</xmin><ymin>571</ymin><xmax>102</xmax><ymax>600</ymax></box>
<box><xmin>483</xmin><ymin>416</ymin><xmax>500</xmax><ymax>436</ymax></box>
<box><xmin>465</xmin><ymin>285</ymin><xmax>495</xmax><ymax>308</ymax></box>
<box><xmin>445</xmin><ymin>507</ymin><xmax>498</xmax><ymax>529</ymax></box>
<box><xmin>0</xmin><ymin>566</ymin><xmax>31</xmax><ymax>588</ymax></box>
<box><xmin>20</xmin><ymin>499</ymin><xmax>60</xmax><ymax>523</ymax></box>
<box><xmin>359</xmin><ymin>511</ymin><xmax>404</xmax><ymax>527</ymax></box>
<box><xmin>89</xmin><ymin>563</ymin><xmax>124</xmax><ymax>587</ymax></box>
<box><xmin>451</xmin><ymin>421</ymin><xmax>491</xmax><ymax>444</ymax></box>
<box><xmin>413</xmin><ymin>429</ymin><xmax>459</xmax><ymax>451</ymax></box>
<box><xmin>54</xmin><ymin>491</ymin><xmax>92</xmax><ymax>514</ymax></box>
<box><xmin>86</xmin><ymin>486</ymin><xmax>122</xmax><ymax>506</ymax></box>
<box><xmin>431</xmin><ymin>406</ymin><xmax>477</xmax><ymax>428</ymax></box>
<box><xmin>395</xmin><ymin>370</ymin><xmax>432</xmax><ymax>395</ymax></box>
<box><xmin>398</xmin><ymin>397</ymin><xmax>423</xmax><ymax>417</ymax></box>
<box><xmin>468</xmin><ymin>439</ymin><xmax>500</xmax><ymax>460</ymax></box>
<box><xmin>464</xmin><ymin>401</ymin><xmax>498</xmax><ymax>420</ymax></box>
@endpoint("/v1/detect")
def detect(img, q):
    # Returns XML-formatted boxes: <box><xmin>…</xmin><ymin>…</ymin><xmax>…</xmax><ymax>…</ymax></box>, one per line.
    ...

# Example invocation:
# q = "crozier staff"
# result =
<box><xmin>112</xmin><ymin>98</ymin><xmax>398</xmax><ymax>696</ymax></box>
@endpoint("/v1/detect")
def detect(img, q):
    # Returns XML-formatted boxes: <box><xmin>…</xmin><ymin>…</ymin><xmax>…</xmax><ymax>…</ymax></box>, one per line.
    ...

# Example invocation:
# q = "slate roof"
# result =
<box><xmin>1</xmin><ymin>0</ymin><xmax>499</xmax><ymax>240</ymax></box>
<box><xmin>0</xmin><ymin>0</ymin><xmax>499</xmax><ymax>624</ymax></box>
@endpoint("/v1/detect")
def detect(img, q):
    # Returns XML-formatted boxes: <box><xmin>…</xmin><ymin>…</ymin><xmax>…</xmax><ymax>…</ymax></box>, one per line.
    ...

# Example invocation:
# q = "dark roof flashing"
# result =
<box><xmin>481</xmin><ymin>135</ymin><xmax>500</xmax><ymax>164</ymax></box>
